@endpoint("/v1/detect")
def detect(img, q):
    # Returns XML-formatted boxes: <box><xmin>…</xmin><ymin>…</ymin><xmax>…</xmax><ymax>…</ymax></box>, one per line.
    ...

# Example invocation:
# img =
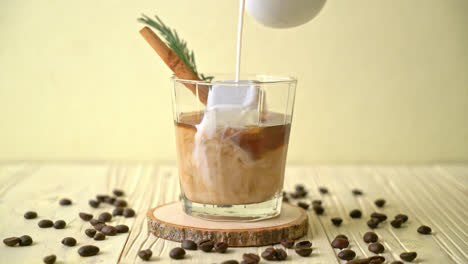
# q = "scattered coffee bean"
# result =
<box><xmin>169</xmin><ymin>247</ymin><xmax>186</xmax><ymax>259</ymax></box>
<box><xmin>282</xmin><ymin>196</ymin><xmax>289</xmax><ymax>203</ymax></box>
<box><xmin>280</xmin><ymin>238</ymin><xmax>294</xmax><ymax>248</ymax></box>
<box><xmin>261</xmin><ymin>248</ymin><xmax>277</xmax><ymax>260</ymax></box>
<box><xmin>370</xmin><ymin>212</ymin><xmax>387</xmax><ymax>223</ymax></box>
<box><xmin>243</xmin><ymin>253</ymin><xmax>260</xmax><ymax>263</ymax></box>
<box><xmin>43</xmin><ymin>254</ymin><xmax>56</xmax><ymax>264</ymax></box>
<box><xmin>290</xmin><ymin>190</ymin><xmax>307</xmax><ymax>199</ymax></box>
<box><xmin>417</xmin><ymin>225</ymin><xmax>432</xmax><ymax>234</ymax></box>
<box><xmin>103</xmin><ymin>196</ymin><xmax>116</xmax><ymax>204</ymax></box>
<box><xmin>331</xmin><ymin>217</ymin><xmax>343</xmax><ymax>227</ymax></box>
<box><xmin>115</xmin><ymin>224</ymin><xmax>129</xmax><ymax>233</ymax></box>
<box><xmin>350</xmin><ymin>209</ymin><xmax>362</xmax><ymax>218</ymax></box>
<box><xmin>18</xmin><ymin>235</ymin><xmax>32</xmax><ymax>246</ymax></box>
<box><xmin>101</xmin><ymin>225</ymin><xmax>117</xmax><ymax>236</ymax></box>
<box><xmin>199</xmin><ymin>239</ymin><xmax>214</xmax><ymax>252</ymax></box>
<box><xmin>96</xmin><ymin>194</ymin><xmax>108</xmax><ymax>202</ymax></box>
<box><xmin>214</xmin><ymin>241</ymin><xmax>228</xmax><ymax>253</ymax></box>
<box><xmin>312</xmin><ymin>199</ymin><xmax>322</xmax><ymax>206</ymax></box>
<box><xmin>391</xmin><ymin>262</ymin><xmax>404</xmax><ymax>264</ymax></box>
<box><xmin>59</xmin><ymin>198</ymin><xmax>72</xmax><ymax>206</ymax></box>
<box><xmin>53</xmin><ymin>220</ymin><xmax>66</xmax><ymax>229</ymax></box>
<box><xmin>93</xmin><ymin>232</ymin><xmax>105</xmax><ymax>241</ymax></box>
<box><xmin>297</xmin><ymin>202</ymin><xmax>309</xmax><ymax>210</ymax></box>
<box><xmin>368</xmin><ymin>242</ymin><xmax>384</xmax><ymax>254</ymax></box>
<box><xmin>275</xmin><ymin>248</ymin><xmax>287</xmax><ymax>260</ymax></box>
<box><xmin>181</xmin><ymin>239</ymin><xmax>197</xmax><ymax>250</ymax></box>
<box><xmin>94</xmin><ymin>223</ymin><xmax>106</xmax><ymax>231</ymax></box>
<box><xmin>114</xmin><ymin>199</ymin><xmax>127</xmax><ymax>207</ymax></box>
<box><xmin>38</xmin><ymin>219</ymin><xmax>54</xmax><ymax>228</ymax></box>
<box><xmin>3</xmin><ymin>237</ymin><xmax>20</xmax><ymax>247</ymax></box>
<box><xmin>113</xmin><ymin>189</ymin><xmax>125</xmax><ymax>197</ymax></box>
<box><xmin>313</xmin><ymin>205</ymin><xmax>325</xmax><ymax>215</ymax></box>
<box><xmin>62</xmin><ymin>237</ymin><xmax>76</xmax><ymax>247</ymax></box>
<box><xmin>352</xmin><ymin>189</ymin><xmax>363</xmax><ymax>196</ymax></box>
<box><xmin>123</xmin><ymin>208</ymin><xmax>135</xmax><ymax>218</ymax></box>
<box><xmin>363</xmin><ymin>232</ymin><xmax>378</xmax><ymax>243</ymax></box>
<box><xmin>400</xmin><ymin>252</ymin><xmax>417</xmax><ymax>262</ymax></box>
<box><xmin>221</xmin><ymin>260</ymin><xmax>239</xmax><ymax>264</ymax></box>
<box><xmin>138</xmin><ymin>249</ymin><xmax>152</xmax><ymax>261</ymax></box>
<box><xmin>335</xmin><ymin>234</ymin><xmax>349</xmax><ymax>240</ymax></box>
<box><xmin>391</xmin><ymin>218</ymin><xmax>403</xmax><ymax>228</ymax></box>
<box><xmin>296</xmin><ymin>240</ymin><xmax>312</xmax><ymax>248</ymax></box>
<box><xmin>98</xmin><ymin>212</ymin><xmax>112</xmax><ymax>222</ymax></box>
<box><xmin>90</xmin><ymin>219</ymin><xmax>103</xmax><ymax>226</ymax></box>
<box><xmin>367</xmin><ymin>218</ymin><xmax>380</xmax><ymax>229</ymax></box>
<box><xmin>295</xmin><ymin>184</ymin><xmax>305</xmax><ymax>192</ymax></box>
<box><xmin>338</xmin><ymin>249</ymin><xmax>356</xmax><ymax>260</ymax></box>
<box><xmin>395</xmin><ymin>214</ymin><xmax>408</xmax><ymax>223</ymax></box>
<box><xmin>112</xmin><ymin>207</ymin><xmax>124</xmax><ymax>216</ymax></box>
<box><xmin>85</xmin><ymin>229</ymin><xmax>96</xmax><ymax>238</ymax></box>
<box><xmin>331</xmin><ymin>238</ymin><xmax>349</xmax><ymax>249</ymax></box>
<box><xmin>79</xmin><ymin>212</ymin><xmax>93</xmax><ymax>221</ymax></box>
<box><xmin>374</xmin><ymin>199</ymin><xmax>385</xmax><ymax>208</ymax></box>
<box><xmin>295</xmin><ymin>246</ymin><xmax>312</xmax><ymax>257</ymax></box>
<box><xmin>319</xmin><ymin>187</ymin><xmax>329</xmax><ymax>194</ymax></box>
<box><xmin>89</xmin><ymin>200</ymin><xmax>100</xmax><ymax>208</ymax></box>
<box><xmin>24</xmin><ymin>211</ymin><xmax>38</xmax><ymax>219</ymax></box>
<box><xmin>78</xmin><ymin>245</ymin><xmax>99</xmax><ymax>257</ymax></box>
<box><xmin>369</xmin><ymin>256</ymin><xmax>385</xmax><ymax>263</ymax></box>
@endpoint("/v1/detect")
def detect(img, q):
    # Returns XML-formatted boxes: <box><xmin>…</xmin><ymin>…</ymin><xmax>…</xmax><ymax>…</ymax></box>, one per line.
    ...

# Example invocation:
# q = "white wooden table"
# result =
<box><xmin>0</xmin><ymin>162</ymin><xmax>466</xmax><ymax>263</ymax></box>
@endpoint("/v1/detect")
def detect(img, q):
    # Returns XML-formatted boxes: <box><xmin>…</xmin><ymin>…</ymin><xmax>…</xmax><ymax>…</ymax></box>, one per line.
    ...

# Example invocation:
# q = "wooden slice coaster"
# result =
<box><xmin>147</xmin><ymin>202</ymin><xmax>308</xmax><ymax>247</ymax></box>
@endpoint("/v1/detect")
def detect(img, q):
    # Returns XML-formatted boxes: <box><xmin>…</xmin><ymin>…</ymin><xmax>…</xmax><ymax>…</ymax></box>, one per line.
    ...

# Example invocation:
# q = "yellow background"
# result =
<box><xmin>1</xmin><ymin>0</ymin><xmax>467</xmax><ymax>163</ymax></box>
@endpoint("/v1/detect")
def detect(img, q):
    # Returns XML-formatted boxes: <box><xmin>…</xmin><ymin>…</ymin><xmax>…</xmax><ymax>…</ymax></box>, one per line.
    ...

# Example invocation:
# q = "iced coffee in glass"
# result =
<box><xmin>172</xmin><ymin>74</ymin><xmax>296</xmax><ymax>221</ymax></box>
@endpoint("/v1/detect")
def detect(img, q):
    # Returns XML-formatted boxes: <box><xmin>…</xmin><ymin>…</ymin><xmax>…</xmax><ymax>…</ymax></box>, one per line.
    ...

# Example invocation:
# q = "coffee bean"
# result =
<box><xmin>79</xmin><ymin>212</ymin><xmax>93</xmax><ymax>221</ymax></box>
<box><xmin>368</xmin><ymin>242</ymin><xmax>384</xmax><ymax>254</ymax></box>
<box><xmin>115</xmin><ymin>224</ymin><xmax>129</xmax><ymax>233</ymax></box>
<box><xmin>138</xmin><ymin>249</ymin><xmax>152</xmax><ymax>261</ymax></box>
<box><xmin>214</xmin><ymin>241</ymin><xmax>228</xmax><ymax>253</ymax></box>
<box><xmin>94</xmin><ymin>223</ymin><xmax>106</xmax><ymax>231</ymax></box>
<box><xmin>331</xmin><ymin>238</ymin><xmax>349</xmax><ymax>249</ymax></box>
<box><xmin>280</xmin><ymin>238</ymin><xmax>294</xmax><ymax>248</ymax></box>
<box><xmin>221</xmin><ymin>260</ymin><xmax>239</xmax><ymax>264</ymax></box>
<box><xmin>400</xmin><ymin>252</ymin><xmax>417</xmax><ymax>262</ymax></box>
<box><xmin>338</xmin><ymin>249</ymin><xmax>356</xmax><ymax>260</ymax></box>
<box><xmin>181</xmin><ymin>239</ymin><xmax>197</xmax><ymax>250</ymax></box>
<box><xmin>369</xmin><ymin>256</ymin><xmax>385</xmax><ymax>262</ymax></box>
<box><xmin>199</xmin><ymin>239</ymin><xmax>214</xmax><ymax>252</ymax></box>
<box><xmin>312</xmin><ymin>199</ymin><xmax>322</xmax><ymax>206</ymax></box>
<box><xmin>123</xmin><ymin>208</ymin><xmax>135</xmax><ymax>218</ymax></box>
<box><xmin>391</xmin><ymin>218</ymin><xmax>403</xmax><ymax>228</ymax></box>
<box><xmin>331</xmin><ymin>217</ymin><xmax>343</xmax><ymax>226</ymax></box>
<box><xmin>283</xmin><ymin>196</ymin><xmax>289</xmax><ymax>203</ymax></box>
<box><xmin>114</xmin><ymin>199</ymin><xmax>127</xmax><ymax>207</ymax></box>
<box><xmin>104</xmin><ymin>196</ymin><xmax>116</xmax><ymax>204</ymax></box>
<box><xmin>369</xmin><ymin>258</ymin><xmax>384</xmax><ymax>263</ymax></box>
<box><xmin>296</xmin><ymin>240</ymin><xmax>312</xmax><ymax>248</ymax></box>
<box><xmin>89</xmin><ymin>200</ymin><xmax>100</xmax><ymax>208</ymax></box>
<box><xmin>61</xmin><ymin>237</ymin><xmax>76</xmax><ymax>247</ymax></box>
<box><xmin>295</xmin><ymin>184</ymin><xmax>305</xmax><ymax>192</ymax></box>
<box><xmin>78</xmin><ymin>245</ymin><xmax>100</xmax><ymax>257</ymax></box>
<box><xmin>243</xmin><ymin>253</ymin><xmax>260</xmax><ymax>263</ymax></box>
<box><xmin>18</xmin><ymin>235</ymin><xmax>33</xmax><ymax>246</ymax></box>
<box><xmin>363</xmin><ymin>232</ymin><xmax>378</xmax><ymax>243</ymax></box>
<box><xmin>319</xmin><ymin>187</ymin><xmax>329</xmax><ymax>194</ymax></box>
<box><xmin>24</xmin><ymin>211</ymin><xmax>37</xmax><ymax>219</ymax></box>
<box><xmin>101</xmin><ymin>225</ymin><xmax>117</xmax><ymax>236</ymax></box>
<box><xmin>113</xmin><ymin>207</ymin><xmax>124</xmax><ymax>216</ymax></box>
<box><xmin>335</xmin><ymin>234</ymin><xmax>349</xmax><ymax>240</ymax></box>
<box><xmin>85</xmin><ymin>229</ymin><xmax>96</xmax><ymax>238</ymax></box>
<box><xmin>98</xmin><ymin>212</ymin><xmax>112</xmax><ymax>222</ymax></box>
<box><xmin>290</xmin><ymin>190</ymin><xmax>307</xmax><ymax>199</ymax></box>
<box><xmin>313</xmin><ymin>205</ymin><xmax>325</xmax><ymax>215</ymax></box>
<box><xmin>96</xmin><ymin>194</ymin><xmax>108</xmax><ymax>202</ymax></box>
<box><xmin>113</xmin><ymin>189</ymin><xmax>125</xmax><ymax>197</ymax></box>
<box><xmin>90</xmin><ymin>219</ymin><xmax>103</xmax><ymax>226</ymax></box>
<box><xmin>3</xmin><ymin>237</ymin><xmax>20</xmax><ymax>247</ymax></box>
<box><xmin>59</xmin><ymin>198</ymin><xmax>72</xmax><ymax>206</ymax></box>
<box><xmin>395</xmin><ymin>214</ymin><xmax>408</xmax><ymax>223</ymax></box>
<box><xmin>370</xmin><ymin>212</ymin><xmax>387</xmax><ymax>223</ymax></box>
<box><xmin>391</xmin><ymin>262</ymin><xmax>404</xmax><ymax>264</ymax></box>
<box><xmin>374</xmin><ymin>199</ymin><xmax>385</xmax><ymax>208</ymax></box>
<box><xmin>417</xmin><ymin>225</ymin><xmax>432</xmax><ymax>234</ymax></box>
<box><xmin>93</xmin><ymin>232</ymin><xmax>105</xmax><ymax>241</ymax></box>
<box><xmin>352</xmin><ymin>189</ymin><xmax>363</xmax><ymax>196</ymax></box>
<box><xmin>295</xmin><ymin>246</ymin><xmax>312</xmax><ymax>257</ymax></box>
<box><xmin>350</xmin><ymin>209</ymin><xmax>362</xmax><ymax>218</ymax></box>
<box><xmin>261</xmin><ymin>248</ymin><xmax>277</xmax><ymax>260</ymax></box>
<box><xmin>367</xmin><ymin>218</ymin><xmax>380</xmax><ymax>229</ymax></box>
<box><xmin>53</xmin><ymin>220</ymin><xmax>66</xmax><ymax>229</ymax></box>
<box><xmin>275</xmin><ymin>248</ymin><xmax>287</xmax><ymax>260</ymax></box>
<box><xmin>169</xmin><ymin>247</ymin><xmax>185</xmax><ymax>259</ymax></box>
<box><xmin>297</xmin><ymin>202</ymin><xmax>309</xmax><ymax>210</ymax></box>
<box><xmin>43</xmin><ymin>254</ymin><xmax>56</xmax><ymax>264</ymax></box>
<box><xmin>38</xmin><ymin>219</ymin><xmax>54</xmax><ymax>228</ymax></box>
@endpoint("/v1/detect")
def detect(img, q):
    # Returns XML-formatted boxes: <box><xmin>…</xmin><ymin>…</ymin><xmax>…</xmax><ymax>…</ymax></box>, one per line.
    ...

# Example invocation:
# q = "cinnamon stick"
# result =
<box><xmin>139</xmin><ymin>26</ymin><xmax>209</xmax><ymax>104</ymax></box>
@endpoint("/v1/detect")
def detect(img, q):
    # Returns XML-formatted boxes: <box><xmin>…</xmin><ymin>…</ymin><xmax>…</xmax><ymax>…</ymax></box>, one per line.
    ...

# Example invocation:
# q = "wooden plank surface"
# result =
<box><xmin>0</xmin><ymin>162</ymin><xmax>467</xmax><ymax>263</ymax></box>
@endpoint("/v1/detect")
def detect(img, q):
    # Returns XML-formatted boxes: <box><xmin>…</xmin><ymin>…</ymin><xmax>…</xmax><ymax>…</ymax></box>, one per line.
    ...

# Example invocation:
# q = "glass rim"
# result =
<box><xmin>171</xmin><ymin>74</ymin><xmax>297</xmax><ymax>86</ymax></box>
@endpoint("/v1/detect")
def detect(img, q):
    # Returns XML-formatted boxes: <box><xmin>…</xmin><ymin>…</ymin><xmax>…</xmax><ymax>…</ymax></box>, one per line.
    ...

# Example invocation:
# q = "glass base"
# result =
<box><xmin>182</xmin><ymin>194</ymin><xmax>282</xmax><ymax>222</ymax></box>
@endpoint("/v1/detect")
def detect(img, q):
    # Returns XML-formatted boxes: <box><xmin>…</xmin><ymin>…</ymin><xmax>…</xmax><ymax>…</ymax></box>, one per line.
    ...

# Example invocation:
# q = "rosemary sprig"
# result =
<box><xmin>138</xmin><ymin>14</ymin><xmax>213</xmax><ymax>82</ymax></box>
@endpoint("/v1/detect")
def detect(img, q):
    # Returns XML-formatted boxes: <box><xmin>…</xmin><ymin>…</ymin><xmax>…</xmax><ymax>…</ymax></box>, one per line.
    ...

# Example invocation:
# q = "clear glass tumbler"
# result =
<box><xmin>171</xmin><ymin>74</ymin><xmax>296</xmax><ymax>221</ymax></box>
